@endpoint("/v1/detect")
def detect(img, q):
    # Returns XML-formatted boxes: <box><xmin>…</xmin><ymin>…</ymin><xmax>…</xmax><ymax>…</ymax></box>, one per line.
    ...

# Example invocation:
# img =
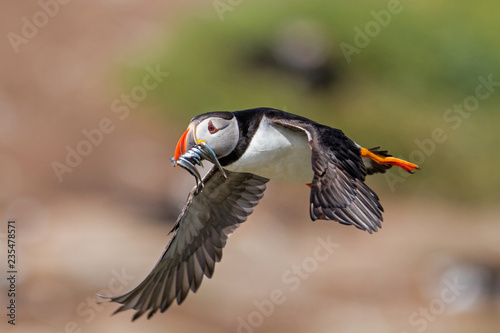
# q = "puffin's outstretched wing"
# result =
<box><xmin>307</xmin><ymin>126</ymin><xmax>383</xmax><ymax>233</ymax></box>
<box><xmin>99</xmin><ymin>167</ymin><xmax>268</xmax><ymax>320</ymax></box>
<box><xmin>269</xmin><ymin>114</ymin><xmax>383</xmax><ymax>233</ymax></box>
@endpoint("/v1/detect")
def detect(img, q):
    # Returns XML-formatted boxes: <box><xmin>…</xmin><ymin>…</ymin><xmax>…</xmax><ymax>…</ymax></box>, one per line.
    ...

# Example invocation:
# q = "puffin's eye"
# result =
<box><xmin>208</xmin><ymin>121</ymin><xmax>219</xmax><ymax>134</ymax></box>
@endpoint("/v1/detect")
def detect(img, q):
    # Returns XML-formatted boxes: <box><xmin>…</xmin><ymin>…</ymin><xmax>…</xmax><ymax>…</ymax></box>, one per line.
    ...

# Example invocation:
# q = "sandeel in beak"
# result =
<box><xmin>171</xmin><ymin>142</ymin><xmax>227</xmax><ymax>191</ymax></box>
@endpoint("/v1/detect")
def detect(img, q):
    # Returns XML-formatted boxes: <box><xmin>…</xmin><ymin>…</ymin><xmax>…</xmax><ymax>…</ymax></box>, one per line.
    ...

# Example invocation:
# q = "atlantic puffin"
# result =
<box><xmin>99</xmin><ymin>107</ymin><xmax>419</xmax><ymax>320</ymax></box>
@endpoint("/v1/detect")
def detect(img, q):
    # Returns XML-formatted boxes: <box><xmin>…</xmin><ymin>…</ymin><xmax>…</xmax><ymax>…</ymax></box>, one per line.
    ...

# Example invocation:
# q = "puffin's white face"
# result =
<box><xmin>193</xmin><ymin>116</ymin><xmax>239</xmax><ymax>157</ymax></box>
<box><xmin>174</xmin><ymin>112</ymin><xmax>239</xmax><ymax>162</ymax></box>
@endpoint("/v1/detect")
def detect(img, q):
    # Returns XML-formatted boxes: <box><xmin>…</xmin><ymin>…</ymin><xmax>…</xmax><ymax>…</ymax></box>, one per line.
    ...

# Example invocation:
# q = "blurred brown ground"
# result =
<box><xmin>1</xmin><ymin>1</ymin><xmax>499</xmax><ymax>333</ymax></box>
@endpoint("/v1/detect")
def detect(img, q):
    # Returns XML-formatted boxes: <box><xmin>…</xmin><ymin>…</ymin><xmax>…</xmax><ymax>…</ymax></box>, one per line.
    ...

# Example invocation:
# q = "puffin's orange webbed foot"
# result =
<box><xmin>360</xmin><ymin>147</ymin><xmax>419</xmax><ymax>173</ymax></box>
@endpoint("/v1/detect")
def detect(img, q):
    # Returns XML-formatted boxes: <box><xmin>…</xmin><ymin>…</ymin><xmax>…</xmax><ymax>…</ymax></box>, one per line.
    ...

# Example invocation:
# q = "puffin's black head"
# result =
<box><xmin>174</xmin><ymin>112</ymin><xmax>239</xmax><ymax>163</ymax></box>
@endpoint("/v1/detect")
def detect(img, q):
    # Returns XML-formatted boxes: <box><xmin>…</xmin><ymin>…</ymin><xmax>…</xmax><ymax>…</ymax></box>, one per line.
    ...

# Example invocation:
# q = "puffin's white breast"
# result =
<box><xmin>224</xmin><ymin>117</ymin><xmax>314</xmax><ymax>183</ymax></box>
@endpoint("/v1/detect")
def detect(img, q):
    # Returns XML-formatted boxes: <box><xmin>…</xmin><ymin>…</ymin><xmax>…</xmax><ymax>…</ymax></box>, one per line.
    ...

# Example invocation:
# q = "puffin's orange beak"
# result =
<box><xmin>174</xmin><ymin>127</ymin><xmax>191</xmax><ymax>164</ymax></box>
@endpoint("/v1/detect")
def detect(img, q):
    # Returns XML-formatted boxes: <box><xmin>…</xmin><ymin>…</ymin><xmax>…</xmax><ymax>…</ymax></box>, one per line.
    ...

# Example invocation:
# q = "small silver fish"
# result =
<box><xmin>171</xmin><ymin>142</ymin><xmax>227</xmax><ymax>191</ymax></box>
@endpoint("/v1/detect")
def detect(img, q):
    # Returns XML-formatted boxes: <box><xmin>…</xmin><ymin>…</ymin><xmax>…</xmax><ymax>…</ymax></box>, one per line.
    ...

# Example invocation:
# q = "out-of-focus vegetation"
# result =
<box><xmin>119</xmin><ymin>0</ymin><xmax>500</xmax><ymax>203</ymax></box>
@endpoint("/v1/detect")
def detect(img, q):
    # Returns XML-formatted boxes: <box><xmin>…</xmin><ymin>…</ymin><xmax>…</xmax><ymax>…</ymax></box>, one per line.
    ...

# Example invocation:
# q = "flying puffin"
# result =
<box><xmin>99</xmin><ymin>107</ymin><xmax>419</xmax><ymax>320</ymax></box>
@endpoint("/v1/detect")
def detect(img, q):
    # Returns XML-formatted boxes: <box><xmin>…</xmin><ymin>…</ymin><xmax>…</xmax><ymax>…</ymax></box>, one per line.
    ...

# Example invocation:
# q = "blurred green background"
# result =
<box><xmin>119</xmin><ymin>0</ymin><xmax>500</xmax><ymax>204</ymax></box>
<box><xmin>2</xmin><ymin>1</ymin><xmax>499</xmax><ymax>333</ymax></box>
